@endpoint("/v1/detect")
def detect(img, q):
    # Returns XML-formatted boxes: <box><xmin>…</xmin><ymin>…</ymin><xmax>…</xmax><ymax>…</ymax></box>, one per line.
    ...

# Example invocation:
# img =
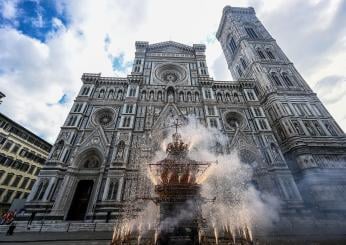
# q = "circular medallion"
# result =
<box><xmin>98</xmin><ymin>113</ymin><xmax>112</xmax><ymax>125</ymax></box>
<box><xmin>155</xmin><ymin>63</ymin><xmax>187</xmax><ymax>84</ymax></box>
<box><xmin>93</xmin><ymin>108</ymin><xmax>115</xmax><ymax>127</ymax></box>
<box><xmin>224</xmin><ymin>111</ymin><xmax>245</xmax><ymax>129</ymax></box>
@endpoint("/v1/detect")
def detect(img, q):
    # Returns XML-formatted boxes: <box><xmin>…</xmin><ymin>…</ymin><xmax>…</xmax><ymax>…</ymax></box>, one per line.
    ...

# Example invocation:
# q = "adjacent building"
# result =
<box><xmin>20</xmin><ymin>5</ymin><xmax>346</xmax><ymax>241</ymax></box>
<box><xmin>0</xmin><ymin>113</ymin><xmax>52</xmax><ymax>213</ymax></box>
<box><xmin>0</xmin><ymin>92</ymin><xmax>5</xmax><ymax>105</ymax></box>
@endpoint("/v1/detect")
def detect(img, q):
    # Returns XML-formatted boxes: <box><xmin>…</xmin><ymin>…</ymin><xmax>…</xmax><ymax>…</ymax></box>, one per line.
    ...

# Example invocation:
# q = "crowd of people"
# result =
<box><xmin>1</xmin><ymin>210</ymin><xmax>16</xmax><ymax>225</ymax></box>
<box><xmin>1</xmin><ymin>210</ymin><xmax>17</xmax><ymax>235</ymax></box>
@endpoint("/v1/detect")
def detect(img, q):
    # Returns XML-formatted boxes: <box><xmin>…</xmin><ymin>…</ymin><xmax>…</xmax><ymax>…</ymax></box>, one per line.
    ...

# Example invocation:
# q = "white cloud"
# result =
<box><xmin>0</xmin><ymin>0</ymin><xmax>18</xmax><ymax>20</ymax></box>
<box><xmin>0</xmin><ymin>0</ymin><xmax>345</xmax><ymax>143</ymax></box>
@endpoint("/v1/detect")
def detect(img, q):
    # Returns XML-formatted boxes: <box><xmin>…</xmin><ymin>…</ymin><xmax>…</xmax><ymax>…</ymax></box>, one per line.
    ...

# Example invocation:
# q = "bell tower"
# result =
<box><xmin>216</xmin><ymin>6</ymin><xmax>312</xmax><ymax>93</ymax></box>
<box><xmin>217</xmin><ymin>6</ymin><xmax>346</xmax><ymax>211</ymax></box>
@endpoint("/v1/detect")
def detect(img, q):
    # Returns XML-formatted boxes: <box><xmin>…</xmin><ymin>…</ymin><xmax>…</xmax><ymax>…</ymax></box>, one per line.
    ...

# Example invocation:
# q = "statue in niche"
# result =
<box><xmin>52</xmin><ymin>140</ymin><xmax>64</xmax><ymax>160</ymax></box>
<box><xmin>116</xmin><ymin>141</ymin><xmax>125</xmax><ymax>160</ymax></box>
<box><xmin>83</xmin><ymin>156</ymin><xmax>100</xmax><ymax>168</ymax></box>
<box><xmin>167</xmin><ymin>87</ymin><xmax>175</xmax><ymax>102</ymax></box>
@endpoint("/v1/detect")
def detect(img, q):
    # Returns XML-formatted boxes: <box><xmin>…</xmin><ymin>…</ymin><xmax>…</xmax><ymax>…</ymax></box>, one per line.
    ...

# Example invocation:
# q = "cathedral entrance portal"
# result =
<box><xmin>66</xmin><ymin>180</ymin><xmax>94</xmax><ymax>220</ymax></box>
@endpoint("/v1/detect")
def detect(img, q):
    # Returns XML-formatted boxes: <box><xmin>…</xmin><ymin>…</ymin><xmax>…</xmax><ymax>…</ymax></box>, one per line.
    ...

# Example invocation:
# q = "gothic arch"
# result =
<box><xmin>73</xmin><ymin>148</ymin><xmax>104</xmax><ymax>169</ymax></box>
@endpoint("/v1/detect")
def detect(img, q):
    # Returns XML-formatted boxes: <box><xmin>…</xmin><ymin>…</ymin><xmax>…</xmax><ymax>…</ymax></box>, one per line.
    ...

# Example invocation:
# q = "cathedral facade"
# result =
<box><xmin>23</xmin><ymin>6</ymin><xmax>346</xmax><ymax>239</ymax></box>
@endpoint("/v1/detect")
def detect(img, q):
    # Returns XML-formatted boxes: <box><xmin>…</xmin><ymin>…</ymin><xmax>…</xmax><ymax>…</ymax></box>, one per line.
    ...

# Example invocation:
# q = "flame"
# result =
<box><xmin>154</xmin><ymin>229</ymin><xmax>158</xmax><ymax>244</ymax></box>
<box><xmin>214</xmin><ymin>227</ymin><xmax>219</xmax><ymax>245</ymax></box>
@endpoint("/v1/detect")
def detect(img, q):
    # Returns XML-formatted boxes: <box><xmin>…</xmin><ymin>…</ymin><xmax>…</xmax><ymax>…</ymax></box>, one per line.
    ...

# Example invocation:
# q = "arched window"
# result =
<box><xmin>108</xmin><ymin>90</ymin><xmax>114</xmax><ymax>99</ymax></box>
<box><xmin>98</xmin><ymin>89</ymin><xmax>105</xmax><ymax>98</ymax></box>
<box><xmin>282</xmin><ymin>72</ymin><xmax>293</xmax><ymax>86</ymax></box>
<box><xmin>240</xmin><ymin>58</ymin><xmax>247</xmax><ymax>70</ymax></box>
<box><xmin>271</xmin><ymin>72</ymin><xmax>282</xmax><ymax>86</ymax></box>
<box><xmin>257</xmin><ymin>49</ymin><xmax>265</xmax><ymax>59</ymax></box>
<box><xmin>158</xmin><ymin>91</ymin><xmax>162</xmax><ymax>101</ymax></box>
<box><xmin>266</xmin><ymin>49</ymin><xmax>275</xmax><ymax>59</ymax></box>
<box><xmin>179</xmin><ymin>92</ymin><xmax>184</xmax><ymax>102</ymax></box>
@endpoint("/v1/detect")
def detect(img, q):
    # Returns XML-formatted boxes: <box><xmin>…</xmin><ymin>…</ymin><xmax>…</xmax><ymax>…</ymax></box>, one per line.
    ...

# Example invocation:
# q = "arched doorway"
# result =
<box><xmin>66</xmin><ymin>180</ymin><xmax>94</xmax><ymax>220</ymax></box>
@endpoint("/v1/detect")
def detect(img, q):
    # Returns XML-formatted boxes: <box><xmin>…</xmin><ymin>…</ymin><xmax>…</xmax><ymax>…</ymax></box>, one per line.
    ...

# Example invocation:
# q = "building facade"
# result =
<box><xmin>23</xmin><ymin>6</ymin><xmax>346</xmax><ymax>239</ymax></box>
<box><xmin>0</xmin><ymin>113</ymin><xmax>52</xmax><ymax>213</ymax></box>
<box><xmin>0</xmin><ymin>92</ymin><xmax>5</xmax><ymax>105</ymax></box>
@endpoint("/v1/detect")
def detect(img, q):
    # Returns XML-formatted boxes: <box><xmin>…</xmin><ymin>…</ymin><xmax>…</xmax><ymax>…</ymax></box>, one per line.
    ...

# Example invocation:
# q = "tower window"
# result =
<box><xmin>258</xmin><ymin>119</ymin><xmax>268</xmax><ymax>130</ymax></box>
<box><xmin>266</xmin><ymin>49</ymin><xmax>275</xmax><ymax>59</ymax></box>
<box><xmin>282</xmin><ymin>73</ymin><xmax>293</xmax><ymax>87</ymax></box>
<box><xmin>247</xmin><ymin>91</ymin><xmax>256</xmax><ymax>101</ymax></box>
<box><xmin>81</xmin><ymin>87</ymin><xmax>90</xmax><ymax>96</ymax></box>
<box><xmin>209</xmin><ymin>118</ymin><xmax>218</xmax><ymax>128</ymax></box>
<box><xmin>129</xmin><ymin>87</ymin><xmax>136</xmax><ymax>97</ymax></box>
<box><xmin>240</xmin><ymin>58</ymin><xmax>247</xmax><ymax>70</ymax></box>
<box><xmin>271</xmin><ymin>72</ymin><xmax>282</xmax><ymax>86</ymax></box>
<box><xmin>122</xmin><ymin>117</ymin><xmax>132</xmax><ymax>127</ymax></box>
<box><xmin>228</xmin><ymin>37</ymin><xmax>237</xmax><ymax>54</ymax></box>
<box><xmin>257</xmin><ymin>49</ymin><xmax>266</xmax><ymax>59</ymax></box>
<box><xmin>205</xmin><ymin>89</ymin><xmax>212</xmax><ymax>99</ymax></box>
<box><xmin>237</xmin><ymin>66</ymin><xmax>243</xmax><ymax>77</ymax></box>
<box><xmin>107</xmin><ymin>181</ymin><xmax>119</xmax><ymax>200</ymax></box>
<box><xmin>324</xmin><ymin>122</ymin><xmax>337</xmax><ymax>136</ymax></box>
<box><xmin>125</xmin><ymin>104</ymin><xmax>134</xmax><ymax>114</ymax></box>
<box><xmin>207</xmin><ymin>106</ymin><xmax>215</xmax><ymax>116</ymax></box>
<box><xmin>245</xmin><ymin>27</ymin><xmax>258</xmax><ymax>39</ymax></box>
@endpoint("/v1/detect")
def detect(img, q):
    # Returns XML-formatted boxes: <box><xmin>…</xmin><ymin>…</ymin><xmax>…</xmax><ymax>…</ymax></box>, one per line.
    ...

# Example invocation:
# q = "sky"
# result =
<box><xmin>0</xmin><ymin>0</ymin><xmax>345</xmax><ymax>143</ymax></box>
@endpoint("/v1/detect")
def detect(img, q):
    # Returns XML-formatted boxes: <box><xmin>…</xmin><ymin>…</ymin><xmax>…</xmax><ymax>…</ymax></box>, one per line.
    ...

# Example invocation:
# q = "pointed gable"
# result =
<box><xmin>147</xmin><ymin>41</ymin><xmax>195</xmax><ymax>55</ymax></box>
<box><xmin>152</xmin><ymin>103</ymin><xmax>186</xmax><ymax>130</ymax></box>
<box><xmin>78</xmin><ymin>125</ymin><xmax>109</xmax><ymax>154</ymax></box>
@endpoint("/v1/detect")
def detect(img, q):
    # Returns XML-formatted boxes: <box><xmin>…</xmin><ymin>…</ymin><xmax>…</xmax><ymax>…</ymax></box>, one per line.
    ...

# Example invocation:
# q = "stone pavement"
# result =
<box><xmin>0</xmin><ymin>231</ymin><xmax>112</xmax><ymax>244</ymax></box>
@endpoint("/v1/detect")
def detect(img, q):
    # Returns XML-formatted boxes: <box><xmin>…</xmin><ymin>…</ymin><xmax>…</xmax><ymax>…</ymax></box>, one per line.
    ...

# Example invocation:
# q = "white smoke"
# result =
<box><xmin>112</xmin><ymin>116</ymin><xmax>281</xmax><ymax>243</ymax></box>
<box><xmin>177</xmin><ymin>117</ymin><xmax>281</xmax><ymax>237</ymax></box>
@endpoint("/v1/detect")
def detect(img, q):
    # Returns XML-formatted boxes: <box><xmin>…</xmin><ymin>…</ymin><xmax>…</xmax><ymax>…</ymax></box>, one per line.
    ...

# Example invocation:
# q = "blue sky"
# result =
<box><xmin>0</xmin><ymin>0</ymin><xmax>345</xmax><ymax>143</ymax></box>
<box><xmin>0</xmin><ymin>0</ymin><xmax>69</xmax><ymax>42</ymax></box>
